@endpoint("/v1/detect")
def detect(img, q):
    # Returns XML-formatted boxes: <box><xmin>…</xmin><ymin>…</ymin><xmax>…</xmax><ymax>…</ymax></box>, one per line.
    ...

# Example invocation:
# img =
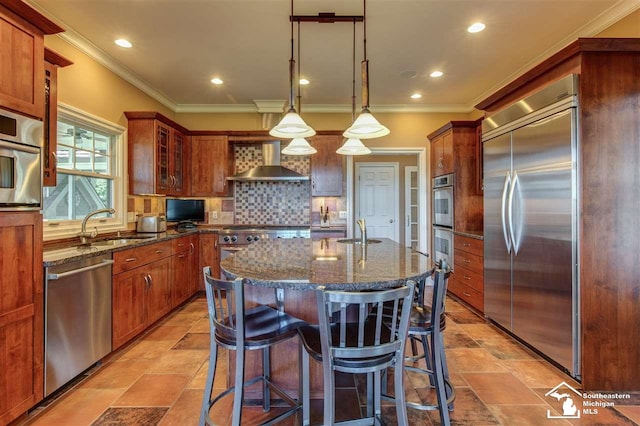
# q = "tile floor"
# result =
<box><xmin>20</xmin><ymin>296</ymin><xmax>640</xmax><ymax>426</ymax></box>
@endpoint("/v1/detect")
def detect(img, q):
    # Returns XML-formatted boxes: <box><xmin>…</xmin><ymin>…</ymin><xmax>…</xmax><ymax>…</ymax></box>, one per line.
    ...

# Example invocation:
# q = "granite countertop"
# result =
<box><xmin>221</xmin><ymin>238</ymin><xmax>432</xmax><ymax>291</ymax></box>
<box><xmin>453</xmin><ymin>229</ymin><xmax>484</xmax><ymax>240</ymax></box>
<box><xmin>43</xmin><ymin>228</ymin><xmax>218</xmax><ymax>266</ymax></box>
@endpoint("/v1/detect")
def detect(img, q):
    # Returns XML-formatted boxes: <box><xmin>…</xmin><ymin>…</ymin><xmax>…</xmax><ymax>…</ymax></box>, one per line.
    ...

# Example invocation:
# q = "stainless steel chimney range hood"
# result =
<box><xmin>227</xmin><ymin>141</ymin><xmax>309</xmax><ymax>182</ymax></box>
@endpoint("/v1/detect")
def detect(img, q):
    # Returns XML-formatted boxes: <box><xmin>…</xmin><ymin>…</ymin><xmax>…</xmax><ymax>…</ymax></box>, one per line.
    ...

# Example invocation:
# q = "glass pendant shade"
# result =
<box><xmin>336</xmin><ymin>138</ymin><xmax>372</xmax><ymax>155</ymax></box>
<box><xmin>281</xmin><ymin>137</ymin><xmax>317</xmax><ymax>155</ymax></box>
<box><xmin>343</xmin><ymin>109</ymin><xmax>390</xmax><ymax>139</ymax></box>
<box><xmin>269</xmin><ymin>109</ymin><xmax>316</xmax><ymax>138</ymax></box>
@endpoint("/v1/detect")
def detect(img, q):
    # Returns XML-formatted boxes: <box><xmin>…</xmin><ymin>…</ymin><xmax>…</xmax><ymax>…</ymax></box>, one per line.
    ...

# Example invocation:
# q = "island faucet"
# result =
<box><xmin>79</xmin><ymin>208</ymin><xmax>115</xmax><ymax>244</ymax></box>
<box><xmin>356</xmin><ymin>218</ymin><xmax>367</xmax><ymax>245</ymax></box>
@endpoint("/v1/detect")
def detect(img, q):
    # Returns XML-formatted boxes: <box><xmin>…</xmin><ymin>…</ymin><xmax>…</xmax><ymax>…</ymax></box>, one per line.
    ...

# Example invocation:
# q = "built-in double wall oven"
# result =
<box><xmin>432</xmin><ymin>173</ymin><xmax>454</xmax><ymax>267</ymax></box>
<box><xmin>0</xmin><ymin>108</ymin><xmax>42</xmax><ymax>210</ymax></box>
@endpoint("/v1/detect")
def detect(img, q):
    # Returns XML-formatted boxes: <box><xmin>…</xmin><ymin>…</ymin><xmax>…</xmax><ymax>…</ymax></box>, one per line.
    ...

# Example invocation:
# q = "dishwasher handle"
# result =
<box><xmin>47</xmin><ymin>259</ymin><xmax>114</xmax><ymax>280</ymax></box>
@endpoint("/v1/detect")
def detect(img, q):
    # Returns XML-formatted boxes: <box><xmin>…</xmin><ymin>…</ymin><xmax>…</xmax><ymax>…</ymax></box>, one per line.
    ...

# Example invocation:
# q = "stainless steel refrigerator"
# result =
<box><xmin>483</xmin><ymin>75</ymin><xmax>580</xmax><ymax>378</ymax></box>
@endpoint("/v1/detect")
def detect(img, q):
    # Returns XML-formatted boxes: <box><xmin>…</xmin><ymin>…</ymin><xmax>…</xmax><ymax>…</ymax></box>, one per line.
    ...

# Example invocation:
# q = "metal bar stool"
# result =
<box><xmin>200</xmin><ymin>266</ymin><xmax>307</xmax><ymax>425</ymax></box>
<box><xmin>382</xmin><ymin>262</ymin><xmax>455</xmax><ymax>426</ymax></box>
<box><xmin>297</xmin><ymin>282</ymin><xmax>415</xmax><ymax>426</ymax></box>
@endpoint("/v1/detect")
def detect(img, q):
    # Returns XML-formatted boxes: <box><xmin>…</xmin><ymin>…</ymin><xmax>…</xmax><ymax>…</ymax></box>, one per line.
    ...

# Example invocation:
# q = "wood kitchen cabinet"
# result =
<box><xmin>198</xmin><ymin>232</ymin><xmax>220</xmax><ymax>288</ymax></box>
<box><xmin>172</xmin><ymin>235</ymin><xmax>198</xmax><ymax>307</ymax></box>
<box><xmin>190</xmin><ymin>135</ymin><xmax>233</xmax><ymax>197</ymax></box>
<box><xmin>0</xmin><ymin>212</ymin><xmax>43</xmax><ymax>425</ymax></box>
<box><xmin>0</xmin><ymin>2</ymin><xmax>62</xmax><ymax>119</ymax></box>
<box><xmin>112</xmin><ymin>240</ymin><xmax>172</xmax><ymax>349</ymax></box>
<box><xmin>310</xmin><ymin>135</ymin><xmax>343</xmax><ymax>196</ymax></box>
<box><xmin>43</xmin><ymin>48</ymin><xmax>73</xmax><ymax>187</ymax></box>
<box><xmin>429</xmin><ymin>129</ymin><xmax>453</xmax><ymax>177</ymax></box>
<box><xmin>448</xmin><ymin>234</ymin><xmax>484</xmax><ymax>313</ymax></box>
<box><xmin>124</xmin><ymin>112</ymin><xmax>189</xmax><ymax>196</ymax></box>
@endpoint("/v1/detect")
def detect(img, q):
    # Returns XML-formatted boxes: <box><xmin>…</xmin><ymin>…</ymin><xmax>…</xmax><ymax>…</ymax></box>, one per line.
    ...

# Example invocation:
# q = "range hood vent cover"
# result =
<box><xmin>227</xmin><ymin>141</ymin><xmax>309</xmax><ymax>181</ymax></box>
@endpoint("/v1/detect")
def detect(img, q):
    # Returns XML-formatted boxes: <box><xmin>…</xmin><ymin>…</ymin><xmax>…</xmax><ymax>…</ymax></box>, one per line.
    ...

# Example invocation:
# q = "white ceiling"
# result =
<box><xmin>28</xmin><ymin>0</ymin><xmax>639</xmax><ymax>113</ymax></box>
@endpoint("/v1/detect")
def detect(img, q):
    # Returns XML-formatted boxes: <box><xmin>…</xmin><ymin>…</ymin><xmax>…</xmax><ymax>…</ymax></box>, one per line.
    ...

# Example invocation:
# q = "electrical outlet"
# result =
<box><xmin>339</xmin><ymin>211</ymin><xmax>347</xmax><ymax>219</ymax></box>
<box><xmin>212</xmin><ymin>211</ymin><xmax>219</xmax><ymax>219</ymax></box>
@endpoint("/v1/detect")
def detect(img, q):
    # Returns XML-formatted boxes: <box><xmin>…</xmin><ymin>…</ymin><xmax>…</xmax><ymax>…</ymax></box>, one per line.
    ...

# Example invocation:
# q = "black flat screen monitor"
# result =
<box><xmin>166</xmin><ymin>199</ymin><xmax>205</xmax><ymax>225</ymax></box>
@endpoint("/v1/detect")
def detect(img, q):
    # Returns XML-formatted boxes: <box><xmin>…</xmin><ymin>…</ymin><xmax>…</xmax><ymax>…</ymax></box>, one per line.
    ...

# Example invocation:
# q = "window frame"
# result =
<box><xmin>44</xmin><ymin>103</ymin><xmax>127</xmax><ymax>241</ymax></box>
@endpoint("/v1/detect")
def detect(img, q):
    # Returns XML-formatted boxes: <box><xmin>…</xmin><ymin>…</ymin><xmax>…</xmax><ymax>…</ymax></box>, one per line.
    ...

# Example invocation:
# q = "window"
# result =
<box><xmin>43</xmin><ymin>104</ymin><xmax>126</xmax><ymax>239</ymax></box>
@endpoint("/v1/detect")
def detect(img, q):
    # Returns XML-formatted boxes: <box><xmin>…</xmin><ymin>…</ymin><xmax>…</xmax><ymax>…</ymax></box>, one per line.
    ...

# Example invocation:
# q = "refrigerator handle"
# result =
<box><xmin>501</xmin><ymin>172</ymin><xmax>512</xmax><ymax>253</ymax></box>
<box><xmin>507</xmin><ymin>170</ymin><xmax>519</xmax><ymax>255</ymax></box>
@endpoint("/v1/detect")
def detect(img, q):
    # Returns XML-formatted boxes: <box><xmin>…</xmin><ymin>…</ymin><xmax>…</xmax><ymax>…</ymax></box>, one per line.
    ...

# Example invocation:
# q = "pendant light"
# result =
<box><xmin>282</xmin><ymin>21</ymin><xmax>316</xmax><ymax>155</ymax></box>
<box><xmin>337</xmin><ymin>20</ymin><xmax>371</xmax><ymax>155</ymax></box>
<box><xmin>270</xmin><ymin>0</ymin><xmax>316</xmax><ymax>139</ymax></box>
<box><xmin>343</xmin><ymin>0</ymin><xmax>389</xmax><ymax>139</ymax></box>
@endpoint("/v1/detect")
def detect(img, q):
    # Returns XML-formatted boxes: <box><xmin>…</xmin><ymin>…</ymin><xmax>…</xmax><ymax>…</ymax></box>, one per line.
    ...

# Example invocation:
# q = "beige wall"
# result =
<box><xmin>596</xmin><ymin>9</ymin><xmax>640</xmax><ymax>37</ymax></box>
<box><xmin>44</xmin><ymin>36</ymin><xmax>174</xmax><ymax>129</ymax></box>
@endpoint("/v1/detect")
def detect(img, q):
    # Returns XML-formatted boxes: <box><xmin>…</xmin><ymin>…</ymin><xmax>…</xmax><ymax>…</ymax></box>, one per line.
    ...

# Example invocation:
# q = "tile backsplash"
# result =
<box><xmin>234</xmin><ymin>144</ymin><xmax>310</xmax><ymax>225</ymax></box>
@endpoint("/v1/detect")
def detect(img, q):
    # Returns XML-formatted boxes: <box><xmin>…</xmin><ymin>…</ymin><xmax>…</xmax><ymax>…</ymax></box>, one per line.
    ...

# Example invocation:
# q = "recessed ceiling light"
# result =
<box><xmin>467</xmin><ymin>22</ymin><xmax>486</xmax><ymax>33</ymax></box>
<box><xmin>430</xmin><ymin>71</ymin><xmax>444</xmax><ymax>78</ymax></box>
<box><xmin>299</xmin><ymin>78</ymin><xmax>310</xmax><ymax>85</ymax></box>
<box><xmin>210</xmin><ymin>78</ymin><xmax>223</xmax><ymax>85</ymax></box>
<box><xmin>410</xmin><ymin>93</ymin><xmax>422</xmax><ymax>99</ymax></box>
<box><xmin>114</xmin><ymin>39</ymin><xmax>132</xmax><ymax>48</ymax></box>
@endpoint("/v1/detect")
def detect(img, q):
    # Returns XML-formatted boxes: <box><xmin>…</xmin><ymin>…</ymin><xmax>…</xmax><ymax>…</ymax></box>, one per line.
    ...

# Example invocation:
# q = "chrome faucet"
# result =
<box><xmin>79</xmin><ymin>208</ymin><xmax>115</xmax><ymax>244</ymax></box>
<box><xmin>356</xmin><ymin>218</ymin><xmax>367</xmax><ymax>245</ymax></box>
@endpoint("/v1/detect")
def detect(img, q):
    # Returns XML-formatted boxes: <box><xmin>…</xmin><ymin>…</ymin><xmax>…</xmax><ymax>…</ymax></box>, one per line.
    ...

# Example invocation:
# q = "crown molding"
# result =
<box><xmin>470</xmin><ymin>0</ymin><xmax>640</xmax><ymax>108</ymax></box>
<box><xmin>176</xmin><ymin>103</ymin><xmax>474</xmax><ymax>114</ymax></box>
<box><xmin>56</xmin><ymin>30</ymin><xmax>178</xmax><ymax>111</ymax></box>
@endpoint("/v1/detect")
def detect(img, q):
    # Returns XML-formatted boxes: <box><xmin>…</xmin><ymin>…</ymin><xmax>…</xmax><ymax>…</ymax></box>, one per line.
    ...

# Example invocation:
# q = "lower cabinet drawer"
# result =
<box><xmin>452</xmin><ymin>264</ymin><xmax>483</xmax><ymax>293</ymax></box>
<box><xmin>448</xmin><ymin>277</ymin><xmax>484</xmax><ymax>312</ymax></box>
<box><xmin>454</xmin><ymin>249</ymin><xmax>483</xmax><ymax>273</ymax></box>
<box><xmin>113</xmin><ymin>241</ymin><xmax>172</xmax><ymax>274</ymax></box>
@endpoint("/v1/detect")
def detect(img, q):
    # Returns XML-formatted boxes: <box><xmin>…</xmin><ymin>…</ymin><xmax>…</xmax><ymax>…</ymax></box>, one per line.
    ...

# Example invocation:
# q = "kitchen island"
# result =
<box><xmin>219</xmin><ymin>237</ymin><xmax>432</xmax><ymax>399</ymax></box>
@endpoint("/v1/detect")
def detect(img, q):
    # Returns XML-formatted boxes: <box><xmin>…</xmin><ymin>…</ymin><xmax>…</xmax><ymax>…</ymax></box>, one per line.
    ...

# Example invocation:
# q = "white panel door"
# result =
<box><xmin>355</xmin><ymin>163</ymin><xmax>399</xmax><ymax>242</ymax></box>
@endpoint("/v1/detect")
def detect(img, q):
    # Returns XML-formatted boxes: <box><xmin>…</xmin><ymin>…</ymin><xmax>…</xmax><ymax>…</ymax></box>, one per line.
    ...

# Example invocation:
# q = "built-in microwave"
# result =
<box><xmin>0</xmin><ymin>108</ymin><xmax>42</xmax><ymax>210</ymax></box>
<box><xmin>432</xmin><ymin>173</ymin><xmax>453</xmax><ymax>228</ymax></box>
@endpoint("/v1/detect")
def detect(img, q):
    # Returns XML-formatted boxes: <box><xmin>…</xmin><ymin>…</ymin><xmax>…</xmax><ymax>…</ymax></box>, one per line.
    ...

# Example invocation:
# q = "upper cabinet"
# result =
<box><xmin>429</xmin><ymin>129</ymin><xmax>453</xmax><ymax>177</ymax></box>
<box><xmin>310</xmin><ymin>135</ymin><xmax>343</xmax><ymax>196</ymax></box>
<box><xmin>125</xmin><ymin>112</ymin><xmax>190</xmax><ymax>196</ymax></box>
<box><xmin>190</xmin><ymin>135</ymin><xmax>233</xmax><ymax>197</ymax></box>
<box><xmin>43</xmin><ymin>48</ymin><xmax>72</xmax><ymax>187</ymax></box>
<box><xmin>0</xmin><ymin>2</ymin><xmax>63</xmax><ymax>119</ymax></box>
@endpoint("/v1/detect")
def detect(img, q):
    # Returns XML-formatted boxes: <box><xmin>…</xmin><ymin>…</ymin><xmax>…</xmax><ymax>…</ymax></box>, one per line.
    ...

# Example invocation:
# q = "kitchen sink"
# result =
<box><xmin>90</xmin><ymin>238</ymin><xmax>145</xmax><ymax>246</ymax></box>
<box><xmin>81</xmin><ymin>236</ymin><xmax>155</xmax><ymax>248</ymax></box>
<box><xmin>336</xmin><ymin>238</ymin><xmax>382</xmax><ymax>244</ymax></box>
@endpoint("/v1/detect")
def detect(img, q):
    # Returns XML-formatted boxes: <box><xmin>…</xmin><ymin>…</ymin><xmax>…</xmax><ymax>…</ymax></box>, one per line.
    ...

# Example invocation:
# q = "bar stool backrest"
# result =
<box><xmin>317</xmin><ymin>283</ymin><xmax>415</xmax><ymax>363</ymax></box>
<box><xmin>430</xmin><ymin>265</ymin><xmax>451</xmax><ymax>328</ymax></box>
<box><xmin>203</xmin><ymin>266</ymin><xmax>245</xmax><ymax>345</ymax></box>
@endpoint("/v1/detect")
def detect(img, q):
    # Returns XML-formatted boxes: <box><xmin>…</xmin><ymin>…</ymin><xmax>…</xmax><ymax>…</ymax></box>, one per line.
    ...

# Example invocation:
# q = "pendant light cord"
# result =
<box><xmin>288</xmin><ymin>0</ymin><xmax>295</xmax><ymax>111</ymax></box>
<box><xmin>352</xmin><ymin>20</ymin><xmax>356</xmax><ymax>123</ymax></box>
<box><xmin>297</xmin><ymin>21</ymin><xmax>302</xmax><ymax>114</ymax></box>
<box><xmin>361</xmin><ymin>0</ymin><xmax>370</xmax><ymax>110</ymax></box>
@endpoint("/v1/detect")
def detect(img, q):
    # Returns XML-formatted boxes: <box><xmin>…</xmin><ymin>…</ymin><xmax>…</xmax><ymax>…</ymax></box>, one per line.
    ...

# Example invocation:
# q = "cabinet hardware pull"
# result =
<box><xmin>125</xmin><ymin>257</ymin><xmax>137</xmax><ymax>262</ymax></box>
<box><xmin>463</xmin><ymin>242</ymin><xmax>471</xmax><ymax>247</ymax></box>
<box><xmin>463</xmin><ymin>292</ymin><xmax>471</xmax><ymax>297</ymax></box>
<box><xmin>155</xmin><ymin>249</ymin><xmax>163</xmax><ymax>253</ymax></box>
<box><xmin>464</xmin><ymin>275</ymin><xmax>471</xmax><ymax>280</ymax></box>
<box><xmin>178</xmin><ymin>254</ymin><xmax>186</xmax><ymax>258</ymax></box>
<box><xmin>148</xmin><ymin>274</ymin><xmax>153</xmax><ymax>287</ymax></box>
<box><xmin>178</xmin><ymin>243</ymin><xmax>185</xmax><ymax>247</ymax></box>
<box><xmin>463</xmin><ymin>259</ymin><xmax>471</xmax><ymax>263</ymax></box>
<box><xmin>143</xmin><ymin>274</ymin><xmax>150</xmax><ymax>290</ymax></box>
<box><xmin>190</xmin><ymin>242</ymin><xmax>195</xmax><ymax>254</ymax></box>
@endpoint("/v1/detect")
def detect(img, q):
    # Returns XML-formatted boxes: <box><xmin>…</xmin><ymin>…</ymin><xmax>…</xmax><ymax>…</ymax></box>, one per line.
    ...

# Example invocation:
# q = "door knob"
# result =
<box><xmin>389</xmin><ymin>219</ymin><xmax>394</xmax><ymax>223</ymax></box>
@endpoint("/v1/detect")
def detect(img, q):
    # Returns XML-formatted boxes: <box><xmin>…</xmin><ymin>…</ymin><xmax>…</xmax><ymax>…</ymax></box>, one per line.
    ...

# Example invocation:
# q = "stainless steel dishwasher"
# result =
<box><xmin>44</xmin><ymin>254</ymin><xmax>114</xmax><ymax>396</ymax></box>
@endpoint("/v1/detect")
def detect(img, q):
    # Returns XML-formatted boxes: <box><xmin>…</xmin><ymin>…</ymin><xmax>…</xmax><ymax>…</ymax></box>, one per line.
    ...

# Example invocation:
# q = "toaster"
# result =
<box><xmin>136</xmin><ymin>215</ymin><xmax>167</xmax><ymax>233</ymax></box>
